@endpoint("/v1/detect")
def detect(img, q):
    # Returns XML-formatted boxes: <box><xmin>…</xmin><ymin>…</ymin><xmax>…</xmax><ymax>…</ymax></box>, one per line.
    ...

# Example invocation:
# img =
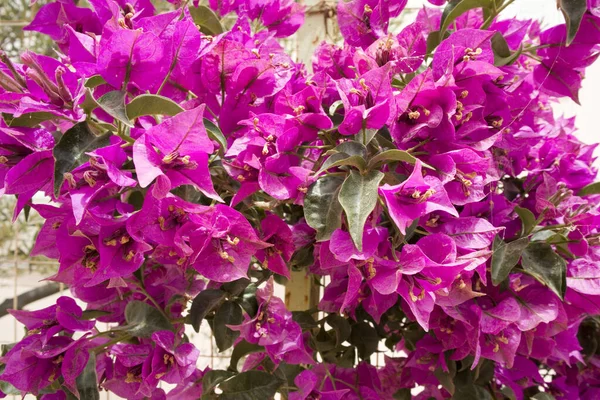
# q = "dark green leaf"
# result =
<box><xmin>393</xmin><ymin>389</ymin><xmax>412</xmax><ymax>400</ymax></box>
<box><xmin>85</xmin><ymin>75</ymin><xmax>107</xmax><ymax>88</ymax></box>
<box><xmin>202</xmin><ymin>370</ymin><xmax>235</xmax><ymax>394</ymax></box>
<box><xmin>335</xmin><ymin>141</ymin><xmax>367</xmax><ymax>157</ymax></box>
<box><xmin>358</xmin><ymin>128</ymin><xmax>378</xmax><ymax>146</ymax></box>
<box><xmin>558</xmin><ymin>0</ymin><xmax>587</xmax><ymax>45</ymax></box>
<box><xmin>229</xmin><ymin>341</ymin><xmax>264</xmax><ymax>372</ymax></box>
<box><xmin>189</xmin><ymin>289</ymin><xmax>227</xmax><ymax>333</ymax></box>
<box><xmin>350</xmin><ymin>322</ymin><xmax>379</xmax><ymax>360</ymax></box>
<box><xmin>451</xmin><ymin>385</ymin><xmax>493</xmax><ymax>400</ymax></box>
<box><xmin>204</xmin><ymin>118</ymin><xmax>228</xmax><ymax>155</ymax></box>
<box><xmin>53</xmin><ymin>122</ymin><xmax>111</xmax><ymax>197</ymax></box>
<box><xmin>368</xmin><ymin>149</ymin><xmax>419</xmax><ymax>169</ymax></box>
<box><xmin>514</xmin><ymin>206</ymin><xmax>536</xmax><ymax>236</ymax></box>
<box><xmin>214</xmin><ymin>301</ymin><xmax>243</xmax><ymax>352</ymax></box>
<box><xmin>495</xmin><ymin>44</ymin><xmax>523</xmax><ymax>67</ymax></box>
<box><xmin>81</xmin><ymin>309</ymin><xmax>112</xmax><ymax>320</ymax></box>
<box><xmin>338</xmin><ymin>170</ymin><xmax>384</xmax><ymax>251</ymax></box>
<box><xmin>427</xmin><ymin>30</ymin><xmax>442</xmax><ymax>54</ymax></box>
<box><xmin>236</xmin><ymin>286</ymin><xmax>259</xmax><ymax>317</ymax></box>
<box><xmin>521</xmin><ymin>242</ymin><xmax>567</xmax><ymax>299</ymax></box>
<box><xmin>222</xmin><ymin>279</ymin><xmax>251</xmax><ymax>296</ymax></box>
<box><xmin>304</xmin><ymin>176</ymin><xmax>345</xmax><ymax>241</ymax></box>
<box><xmin>189</xmin><ymin>5</ymin><xmax>224</xmax><ymax>36</ymax></box>
<box><xmin>532</xmin><ymin>393</ymin><xmax>556</xmax><ymax>400</ymax></box>
<box><xmin>578</xmin><ymin>182</ymin><xmax>600</xmax><ymax>196</ymax></box>
<box><xmin>326</xmin><ymin>314</ymin><xmax>351</xmax><ymax>347</ymax></box>
<box><xmin>491</xmin><ymin>236</ymin><xmax>530</xmax><ymax>286</ymax></box>
<box><xmin>219</xmin><ymin>371</ymin><xmax>282</xmax><ymax>400</ymax></box>
<box><xmin>125</xmin><ymin>94</ymin><xmax>184</xmax><ymax>120</ymax></box>
<box><xmin>440</xmin><ymin>0</ymin><xmax>492</xmax><ymax>34</ymax></box>
<box><xmin>491</xmin><ymin>32</ymin><xmax>523</xmax><ymax>67</ymax></box>
<box><xmin>289</xmin><ymin>245</ymin><xmax>315</xmax><ymax>271</ymax></box>
<box><xmin>124</xmin><ymin>300</ymin><xmax>173</xmax><ymax>338</ymax></box>
<box><xmin>292</xmin><ymin>311</ymin><xmax>318</xmax><ymax>330</ymax></box>
<box><xmin>3</xmin><ymin>112</ymin><xmax>63</xmax><ymax>127</ymax></box>
<box><xmin>318</xmin><ymin>154</ymin><xmax>367</xmax><ymax>173</ymax></box>
<box><xmin>96</xmin><ymin>90</ymin><xmax>133</xmax><ymax>127</ymax></box>
<box><xmin>75</xmin><ymin>352</ymin><xmax>99</xmax><ymax>400</ymax></box>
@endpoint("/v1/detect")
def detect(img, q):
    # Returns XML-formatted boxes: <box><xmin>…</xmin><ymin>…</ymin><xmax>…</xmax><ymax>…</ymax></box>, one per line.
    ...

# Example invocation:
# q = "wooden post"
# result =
<box><xmin>285</xmin><ymin>0</ymin><xmax>336</xmax><ymax>312</ymax></box>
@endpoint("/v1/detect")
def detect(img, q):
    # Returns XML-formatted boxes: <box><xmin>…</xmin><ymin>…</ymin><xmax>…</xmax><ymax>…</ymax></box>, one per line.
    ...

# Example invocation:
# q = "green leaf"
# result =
<box><xmin>532</xmin><ymin>393</ymin><xmax>556</xmax><ymax>400</ymax></box>
<box><xmin>578</xmin><ymin>181</ymin><xmax>600</xmax><ymax>196</ymax></box>
<box><xmin>292</xmin><ymin>311</ymin><xmax>318</xmax><ymax>330</ymax></box>
<box><xmin>3</xmin><ymin>112</ymin><xmax>63</xmax><ymax>127</ymax></box>
<box><xmin>329</xmin><ymin>100</ymin><xmax>344</xmax><ymax>116</ymax></box>
<box><xmin>357</xmin><ymin>128</ymin><xmax>378</xmax><ymax>146</ymax></box>
<box><xmin>81</xmin><ymin>309</ymin><xmax>112</xmax><ymax>320</ymax></box>
<box><xmin>491</xmin><ymin>32</ymin><xmax>523</xmax><ymax>66</ymax></box>
<box><xmin>558</xmin><ymin>0</ymin><xmax>587</xmax><ymax>45</ymax></box>
<box><xmin>213</xmin><ymin>301</ymin><xmax>243</xmax><ymax>352</ymax></box>
<box><xmin>189</xmin><ymin>5</ymin><xmax>224</xmax><ymax>36</ymax></box>
<box><xmin>304</xmin><ymin>176</ymin><xmax>345</xmax><ymax>241</ymax></box>
<box><xmin>96</xmin><ymin>90</ymin><xmax>133</xmax><ymax>127</ymax></box>
<box><xmin>440</xmin><ymin>0</ymin><xmax>492</xmax><ymax>34</ymax></box>
<box><xmin>75</xmin><ymin>352</ymin><xmax>99</xmax><ymax>400</ymax></box>
<box><xmin>368</xmin><ymin>149</ymin><xmax>419</xmax><ymax>169</ymax></box>
<box><xmin>514</xmin><ymin>206</ymin><xmax>536</xmax><ymax>236</ymax></box>
<box><xmin>318</xmin><ymin>154</ymin><xmax>367</xmax><ymax>173</ymax></box>
<box><xmin>393</xmin><ymin>389</ymin><xmax>412</xmax><ymax>400</ymax></box>
<box><xmin>52</xmin><ymin>122</ymin><xmax>111</xmax><ymax>197</ymax></box>
<box><xmin>521</xmin><ymin>242</ymin><xmax>567</xmax><ymax>299</ymax></box>
<box><xmin>85</xmin><ymin>75</ymin><xmax>107</xmax><ymax>88</ymax></box>
<box><xmin>124</xmin><ymin>300</ymin><xmax>173</xmax><ymax>338</ymax></box>
<box><xmin>202</xmin><ymin>370</ymin><xmax>235</xmax><ymax>394</ymax></box>
<box><xmin>426</xmin><ymin>30</ymin><xmax>443</xmax><ymax>54</ymax></box>
<box><xmin>326</xmin><ymin>314</ymin><xmax>351</xmax><ymax>347</ymax></box>
<box><xmin>204</xmin><ymin>118</ymin><xmax>227</xmax><ymax>155</ymax></box>
<box><xmin>349</xmin><ymin>322</ymin><xmax>379</xmax><ymax>360</ymax></box>
<box><xmin>222</xmin><ymin>279</ymin><xmax>251</xmax><ymax>296</ymax></box>
<box><xmin>338</xmin><ymin>170</ymin><xmax>384</xmax><ymax>251</ymax></box>
<box><xmin>219</xmin><ymin>371</ymin><xmax>283</xmax><ymax>400</ymax></box>
<box><xmin>491</xmin><ymin>236</ymin><xmax>530</xmax><ymax>286</ymax></box>
<box><xmin>335</xmin><ymin>141</ymin><xmax>367</xmax><ymax>157</ymax></box>
<box><xmin>125</xmin><ymin>94</ymin><xmax>184</xmax><ymax>120</ymax></box>
<box><xmin>229</xmin><ymin>341</ymin><xmax>264</xmax><ymax>372</ymax></box>
<box><xmin>188</xmin><ymin>289</ymin><xmax>227</xmax><ymax>333</ymax></box>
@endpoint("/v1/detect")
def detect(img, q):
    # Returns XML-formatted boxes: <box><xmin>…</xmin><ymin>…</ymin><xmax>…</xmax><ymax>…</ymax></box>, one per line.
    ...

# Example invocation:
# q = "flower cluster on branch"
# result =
<box><xmin>0</xmin><ymin>0</ymin><xmax>600</xmax><ymax>399</ymax></box>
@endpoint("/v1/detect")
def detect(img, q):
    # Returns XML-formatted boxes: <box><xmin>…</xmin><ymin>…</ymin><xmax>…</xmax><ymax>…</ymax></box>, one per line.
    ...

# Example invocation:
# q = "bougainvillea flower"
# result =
<box><xmin>379</xmin><ymin>160</ymin><xmax>457</xmax><ymax>234</ymax></box>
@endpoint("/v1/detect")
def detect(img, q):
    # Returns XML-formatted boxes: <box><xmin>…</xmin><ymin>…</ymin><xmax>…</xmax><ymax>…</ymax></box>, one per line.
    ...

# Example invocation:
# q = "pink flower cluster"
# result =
<box><xmin>0</xmin><ymin>0</ymin><xmax>599</xmax><ymax>398</ymax></box>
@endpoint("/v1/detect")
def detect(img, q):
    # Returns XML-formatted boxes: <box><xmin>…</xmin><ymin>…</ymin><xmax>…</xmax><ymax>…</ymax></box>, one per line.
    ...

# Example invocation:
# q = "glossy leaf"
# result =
<box><xmin>229</xmin><ymin>341</ymin><xmax>264</xmax><ymax>372</ymax></box>
<box><xmin>318</xmin><ymin>154</ymin><xmax>367</xmax><ymax>173</ymax></box>
<box><xmin>514</xmin><ymin>206</ymin><xmax>536</xmax><ymax>236</ymax></box>
<box><xmin>578</xmin><ymin>182</ymin><xmax>600</xmax><ymax>196</ymax></box>
<box><xmin>52</xmin><ymin>122</ymin><xmax>111</xmax><ymax>197</ymax></box>
<box><xmin>349</xmin><ymin>322</ymin><xmax>379</xmax><ymax>360</ymax></box>
<box><xmin>491</xmin><ymin>236</ymin><xmax>530</xmax><ymax>286</ymax></box>
<box><xmin>339</xmin><ymin>170</ymin><xmax>384</xmax><ymax>251</ymax></box>
<box><xmin>218</xmin><ymin>371</ymin><xmax>283</xmax><ymax>400</ymax></box>
<box><xmin>75</xmin><ymin>352</ymin><xmax>99</xmax><ymax>400</ymax></box>
<box><xmin>189</xmin><ymin>5</ymin><xmax>224</xmax><ymax>36</ymax></box>
<box><xmin>124</xmin><ymin>300</ymin><xmax>173</xmax><ymax>338</ymax></box>
<box><xmin>521</xmin><ymin>242</ymin><xmax>567</xmax><ymax>299</ymax></box>
<box><xmin>202</xmin><ymin>370</ymin><xmax>235</xmax><ymax>394</ymax></box>
<box><xmin>440</xmin><ymin>0</ymin><xmax>493</xmax><ymax>34</ymax></box>
<box><xmin>204</xmin><ymin>118</ymin><xmax>228</xmax><ymax>155</ymax></box>
<box><xmin>558</xmin><ymin>0</ymin><xmax>587</xmax><ymax>45</ymax></box>
<box><xmin>304</xmin><ymin>175</ymin><xmax>345</xmax><ymax>241</ymax></box>
<box><xmin>96</xmin><ymin>90</ymin><xmax>133</xmax><ymax>127</ymax></box>
<box><xmin>126</xmin><ymin>94</ymin><xmax>184</xmax><ymax>120</ymax></box>
<box><xmin>368</xmin><ymin>149</ymin><xmax>418</xmax><ymax>169</ymax></box>
<box><xmin>213</xmin><ymin>301</ymin><xmax>243</xmax><ymax>352</ymax></box>
<box><xmin>3</xmin><ymin>112</ymin><xmax>63</xmax><ymax>127</ymax></box>
<box><xmin>188</xmin><ymin>289</ymin><xmax>226</xmax><ymax>333</ymax></box>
